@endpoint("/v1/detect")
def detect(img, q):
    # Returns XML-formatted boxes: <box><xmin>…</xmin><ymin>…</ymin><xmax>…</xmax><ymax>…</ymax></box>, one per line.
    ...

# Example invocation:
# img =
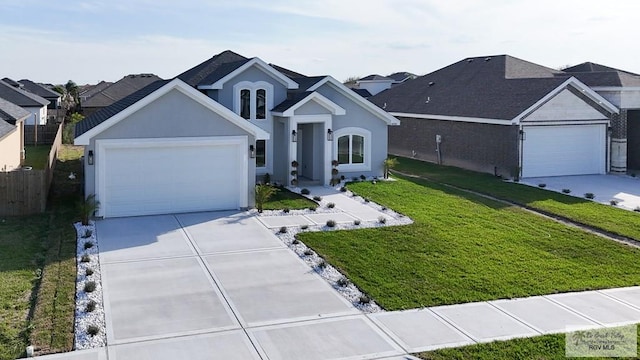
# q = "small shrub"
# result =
<box><xmin>538</xmin><ymin>183</ymin><xmax>546</xmax><ymax>188</ymax></box>
<box><xmin>85</xmin><ymin>300</ymin><xmax>97</xmax><ymax>313</ymax></box>
<box><xmin>340</xmin><ymin>187</ymin><xmax>347</xmax><ymax>192</ymax></box>
<box><xmin>359</xmin><ymin>295</ymin><xmax>371</xmax><ymax>304</ymax></box>
<box><xmin>84</xmin><ymin>241</ymin><xmax>94</xmax><ymax>250</ymax></box>
<box><xmin>291</xmin><ymin>170</ymin><xmax>298</xmax><ymax>176</ymax></box>
<box><xmin>331</xmin><ymin>160</ymin><xmax>339</xmax><ymax>167</ymax></box>
<box><xmin>81</xmin><ymin>229</ymin><xmax>93</xmax><ymax>238</ymax></box>
<box><xmin>332</xmin><ymin>168</ymin><xmax>339</xmax><ymax>176</ymax></box>
<box><xmin>290</xmin><ymin>179</ymin><xmax>298</xmax><ymax>186</ymax></box>
<box><xmin>279</xmin><ymin>226</ymin><xmax>287</xmax><ymax>234</ymax></box>
<box><xmin>354</xmin><ymin>219</ymin><xmax>361</xmax><ymax>226</ymax></box>
<box><xmin>326</xmin><ymin>202</ymin><xmax>335</xmax><ymax>209</ymax></box>
<box><xmin>283</xmin><ymin>208</ymin><xmax>290</xmax><ymax>213</ymax></box>
<box><xmin>562</xmin><ymin>188</ymin><xmax>571</xmax><ymax>194</ymax></box>
<box><xmin>610</xmin><ymin>199</ymin><xmax>619</xmax><ymax>206</ymax></box>
<box><xmin>303</xmin><ymin>249</ymin><xmax>313</xmax><ymax>256</ymax></box>
<box><xmin>378</xmin><ymin>216</ymin><xmax>387</xmax><ymax>224</ymax></box>
<box><xmin>381</xmin><ymin>206</ymin><xmax>387</xmax><ymax>211</ymax></box>
<box><xmin>584</xmin><ymin>192</ymin><xmax>595</xmax><ymax>199</ymax></box>
<box><xmin>317</xmin><ymin>260</ymin><xmax>327</xmax><ymax>269</ymax></box>
<box><xmin>301</xmin><ymin>188</ymin><xmax>310</xmax><ymax>195</ymax></box>
<box><xmin>337</xmin><ymin>277</ymin><xmax>349</xmax><ymax>287</ymax></box>
<box><xmin>360</xmin><ymin>174</ymin><xmax>366</xmax><ymax>180</ymax></box>
<box><xmin>80</xmin><ymin>254</ymin><xmax>91</xmax><ymax>263</ymax></box>
<box><xmin>340</xmin><ymin>175</ymin><xmax>345</xmax><ymax>180</ymax></box>
<box><xmin>85</xmin><ymin>268</ymin><xmax>94</xmax><ymax>276</ymax></box>
<box><xmin>291</xmin><ymin>160</ymin><xmax>299</xmax><ymax>167</ymax></box>
<box><xmin>292</xmin><ymin>238</ymin><xmax>300</xmax><ymax>245</ymax></box>
<box><xmin>87</xmin><ymin>325</ymin><xmax>100</xmax><ymax>336</ymax></box>
<box><xmin>635</xmin><ymin>207</ymin><xmax>640</xmax><ymax>213</ymax></box>
<box><xmin>352</xmin><ymin>176</ymin><xmax>358</xmax><ymax>181</ymax></box>
<box><xmin>308</xmin><ymin>207</ymin><xmax>316</xmax><ymax>212</ymax></box>
<box><xmin>313</xmin><ymin>195</ymin><xmax>322</xmax><ymax>201</ymax></box>
<box><xmin>84</xmin><ymin>281</ymin><xmax>97</xmax><ymax>293</ymax></box>
<box><xmin>371</xmin><ymin>180</ymin><xmax>377</xmax><ymax>184</ymax></box>
<box><xmin>300</xmin><ymin>224</ymin><xmax>309</xmax><ymax>230</ymax></box>
<box><xmin>631</xmin><ymin>173</ymin><xmax>637</xmax><ymax>178</ymax></box>
<box><xmin>364</xmin><ymin>198</ymin><xmax>370</xmax><ymax>203</ymax></box>
<box><xmin>326</xmin><ymin>219</ymin><xmax>337</xmax><ymax>228</ymax></box>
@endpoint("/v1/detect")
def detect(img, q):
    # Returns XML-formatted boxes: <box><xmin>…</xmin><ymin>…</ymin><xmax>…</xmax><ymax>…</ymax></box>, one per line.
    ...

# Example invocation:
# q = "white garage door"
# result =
<box><xmin>98</xmin><ymin>138</ymin><xmax>246</xmax><ymax>217</ymax></box>
<box><xmin>522</xmin><ymin>124</ymin><xmax>606</xmax><ymax>178</ymax></box>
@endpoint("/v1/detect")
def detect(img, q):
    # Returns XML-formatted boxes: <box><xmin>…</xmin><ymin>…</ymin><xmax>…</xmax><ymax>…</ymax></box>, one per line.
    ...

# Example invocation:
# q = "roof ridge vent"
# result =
<box><xmin>467</xmin><ymin>58</ymin><xmax>474</xmax><ymax>63</ymax></box>
<box><xmin>428</xmin><ymin>81</ymin><xmax>435</xmax><ymax>86</ymax></box>
<box><xmin>485</xmin><ymin>57</ymin><xmax>492</xmax><ymax>62</ymax></box>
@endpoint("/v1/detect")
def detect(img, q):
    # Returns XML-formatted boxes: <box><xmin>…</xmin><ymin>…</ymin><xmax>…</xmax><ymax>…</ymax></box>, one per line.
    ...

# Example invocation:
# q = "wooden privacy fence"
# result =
<box><xmin>24</xmin><ymin>124</ymin><xmax>61</xmax><ymax>145</ymax></box>
<box><xmin>0</xmin><ymin>124</ymin><xmax>63</xmax><ymax>216</ymax></box>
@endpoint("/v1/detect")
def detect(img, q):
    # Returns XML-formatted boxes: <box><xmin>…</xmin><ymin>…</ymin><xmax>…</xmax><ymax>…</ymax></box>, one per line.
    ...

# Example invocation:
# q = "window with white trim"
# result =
<box><xmin>256</xmin><ymin>140</ymin><xmax>266</xmax><ymax>168</ymax></box>
<box><xmin>233</xmin><ymin>81</ymin><xmax>273</xmax><ymax>121</ymax></box>
<box><xmin>333</xmin><ymin>127</ymin><xmax>371</xmax><ymax>171</ymax></box>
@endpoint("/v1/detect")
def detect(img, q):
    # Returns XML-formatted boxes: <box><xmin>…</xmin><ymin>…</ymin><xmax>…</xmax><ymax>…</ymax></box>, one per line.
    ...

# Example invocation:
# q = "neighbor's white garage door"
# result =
<box><xmin>98</xmin><ymin>138</ymin><xmax>245</xmax><ymax>217</ymax></box>
<box><xmin>522</xmin><ymin>124</ymin><xmax>606</xmax><ymax>178</ymax></box>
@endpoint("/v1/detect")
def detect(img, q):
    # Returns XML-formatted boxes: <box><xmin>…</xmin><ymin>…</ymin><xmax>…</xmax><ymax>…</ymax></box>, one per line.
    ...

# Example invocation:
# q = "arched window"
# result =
<box><xmin>334</xmin><ymin>127</ymin><xmax>371</xmax><ymax>171</ymax></box>
<box><xmin>233</xmin><ymin>82</ymin><xmax>273</xmax><ymax>121</ymax></box>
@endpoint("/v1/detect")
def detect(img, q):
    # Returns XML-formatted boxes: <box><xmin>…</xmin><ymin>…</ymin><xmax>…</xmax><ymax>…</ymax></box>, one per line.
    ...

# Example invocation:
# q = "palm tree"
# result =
<box><xmin>383</xmin><ymin>157</ymin><xmax>399</xmax><ymax>179</ymax></box>
<box><xmin>79</xmin><ymin>194</ymin><xmax>100</xmax><ymax>225</ymax></box>
<box><xmin>255</xmin><ymin>184</ymin><xmax>279</xmax><ymax>213</ymax></box>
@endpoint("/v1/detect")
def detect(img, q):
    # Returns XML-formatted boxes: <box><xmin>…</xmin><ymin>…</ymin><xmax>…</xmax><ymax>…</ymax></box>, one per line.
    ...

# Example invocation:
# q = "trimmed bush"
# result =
<box><xmin>303</xmin><ymin>249</ymin><xmax>313</xmax><ymax>256</ymax></box>
<box><xmin>84</xmin><ymin>241</ymin><xmax>94</xmax><ymax>250</ymax></box>
<box><xmin>562</xmin><ymin>189</ymin><xmax>571</xmax><ymax>194</ymax></box>
<box><xmin>354</xmin><ymin>219</ymin><xmax>361</xmax><ymax>226</ymax></box>
<box><xmin>326</xmin><ymin>219</ymin><xmax>337</xmax><ymax>228</ymax></box>
<box><xmin>313</xmin><ymin>195</ymin><xmax>322</xmax><ymax>202</ymax></box>
<box><xmin>337</xmin><ymin>277</ymin><xmax>349</xmax><ymax>287</ymax></box>
<box><xmin>85</xmin><ymin>268</ymin><xmax>94</xmax><ymax>276</ymax></box>
<box><xmin>359</xmin><ymin>295</ymin><xmax>371</xmax><ymax>304</ymax></box>
<box><xmin>85</xmin><ymin>300</ymin><xmax>97</xmax><ymax>313</ymax></box>
<box><xmin>84</xmin><ymin>281</ymin><xmax>96</xmax><ymax>293</ymax></box>
<box><xmin>81</xmin><ymin>229</ymin><xmax>92</xmax><ymax>239</ymax></box>
<box><xmin>301</xmin><ymin>188</ymin><xmax>310</xmax><ymax>195</ymax></box>
<box><xmin>378</xmin><ymin>216</ymin><xmax>387</xmax><ymax>224</ymax></box>
<box><xmin>87</xmin><ymin>325</ymin><xmax>100</xmax><ymax>336</ymax></box>
<box><xmin>317</xmin><ymin>260</ymin><xmax>327</xmax><ymax>269</ymax></box>
<box><xmin>538</xmin><ymin>183</ymin><xmax>546</xmax><ymax>188</ymax></box>
<box><xmin>279</xmin><ymin>226</ymin><xmax>287</xmax><ymax>234</ymax></box>
<box><xmin>326</xmin><ymin>202</ymin><xmax>335</xmax><ymax>209</ymax></box>
<box><xmin>80</xmin><ymin>254</ymin><xmax>91</xmax><ymax>263</ymax></box>
<box><xmin>610</xmin><ymin>200</ymin><xmax>619</xmax><ymax>206</ymax></box>
<box><xmin>584</xmin><ymin>193</ymin><xmax>595</xmax><ymax>199</ymax></box>
<box><xmin>283</xmin><ymin>208</ymin><xmax>290</xmax><ymax>213</ymax></box>
<box><xmin>300</xmin><ymin>224</ymin><xmax>309</xmax><ymax>230</ymax></box>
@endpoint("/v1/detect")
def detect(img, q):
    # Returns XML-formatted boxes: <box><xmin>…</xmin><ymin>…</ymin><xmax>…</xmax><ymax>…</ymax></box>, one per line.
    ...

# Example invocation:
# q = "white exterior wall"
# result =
<box><xmin>23</xmin><ymin>106</ymin><xmax>47</xmax><ymax>125</ymax></box>
<box><xmin>523</xmin><ymin>89</ymin><xmax>608</xmax><ymax>122</ymax></box>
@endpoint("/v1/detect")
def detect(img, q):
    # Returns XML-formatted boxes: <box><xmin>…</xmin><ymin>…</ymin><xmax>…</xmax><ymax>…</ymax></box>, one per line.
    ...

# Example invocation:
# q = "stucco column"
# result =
<box><xmin>610</xmin><ymin>110</ymin><xmax>627</xmax><ymax>173</ymax></box>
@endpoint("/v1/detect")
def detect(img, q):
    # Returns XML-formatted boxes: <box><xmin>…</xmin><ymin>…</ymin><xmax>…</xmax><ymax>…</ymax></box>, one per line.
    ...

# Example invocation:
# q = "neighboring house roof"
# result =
<box><xmin>0</xmin><ymin>97</ymin><xmax>31</xmax><ymax>125</ymax></box>
<box><xmin>269</xmin><ymin>64</ymin><xmax>307</xmax><ymax>79</ymax></box>
<box><xmin>559</xmin><ymin>62</ymin><xmax>640</xmax><ymax>87</ymax></box>
<box><xmin>358</xmin><ymin>74</ymin><xmax>392</xmax><ymax>81</ymax></box>
<box><xmin>369</xmin><ymin>55</ymin><xmax>571</xmax><ymax>121</ymax></box>
<box><xmin>387</xmin><ymin>72</ymin><xmax>417</xmax><ymax>83</ymax></box>
<box><xmin>82</xmin><ymin>74</ymin><xmax>162</xmax><ymax>108</ymax></box>
<box><xmin>0</xmin><ymin>80</ymin><xmax>49</xmax><ymax>108</ymax></box>
<box><xmin>1</xmin><ymin>78</ymin><xmax>22</xmax><ymax>88</ymax></box>
<box><xmin>0</xmin><ymin>119</ymin><xmax>15</xmax><ymax>139</ymax></box>
<box><xmin>76</xmin><ymin>80</ymin><xmax>169</xmax><ymax>137</ymax></box>
<box><xmin>272</xmin><ymin>91</ymin><xmax>346</xmax><ymax>117</ymax></box>
<box><xmin>79</xmin><ymin>81</ymin><xmax>114</xmax><ymax>99</ymax></box>
<box><xmin>17</xmin><ymin>79</ymin><xmax>61</xmax><ymax>100</ymax></box>
<box><xmin>352</xmin><ymin>88</ymin><xmax>372</xmax><ymax>97</ymax></box>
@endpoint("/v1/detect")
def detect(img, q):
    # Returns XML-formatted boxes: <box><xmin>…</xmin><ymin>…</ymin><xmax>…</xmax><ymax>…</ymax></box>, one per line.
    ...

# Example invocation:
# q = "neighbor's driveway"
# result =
<box><xmin>523</xmin><ymin>174</ymin><xmax>640</xmax><ymax>210</ymax></box>
<box><xmin>93</xmin><ymin>211</ymin><xmax>405</xmax><ymax>360</ymax></box>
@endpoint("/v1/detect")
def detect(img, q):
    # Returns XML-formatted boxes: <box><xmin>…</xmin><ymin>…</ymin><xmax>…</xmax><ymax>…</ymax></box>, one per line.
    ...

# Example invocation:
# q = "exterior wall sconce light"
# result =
<box><xmin>88</xmin><ymin>150</ymin><xmax>94</xmax><ymax>165</ymax></box>
<box><xmin>291</xmin><ymin>129</ymin><xmax>297</xmax><ymax>142</ymax></box>
<box><xmin>607</xmin><ymin>126</ymin><xmax>613</xmax><ymax>134</ymax></box>
<box><xmin>327</xmin><ymin>129</ymin><xmax>333</xmax><ymax>141</ymax></box>
<box><xmin>249</xmin><ymin>144</ymin><xmax>256</xmax><ymax>158</ymax></box>
<box><xmin>519</xmin><ymin>129</ymin><xmax>525</xmax><ymax>140</ymax></box>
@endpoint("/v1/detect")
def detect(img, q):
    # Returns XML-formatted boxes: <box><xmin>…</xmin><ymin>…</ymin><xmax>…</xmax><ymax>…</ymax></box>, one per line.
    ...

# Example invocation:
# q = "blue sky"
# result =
<box><xmin>1</xmin><ymin>0</ymin><xmax>639</xmax><ymax>84</ymax></box>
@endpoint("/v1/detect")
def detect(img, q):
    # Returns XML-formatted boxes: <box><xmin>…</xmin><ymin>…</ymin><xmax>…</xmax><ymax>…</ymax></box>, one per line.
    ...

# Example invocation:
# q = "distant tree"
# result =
<box><xmin>557</xmin><ymin>64</ymin><xmax>573</xmax><ymax>71</ymax></box>
<box><xmin>343</xmin><ymin>76</ymin><xmax>360</xmax><ymax>86</ymax></box>
<box><xmin>62</xmin><ymin>112</ymin><xmax>85</xmax><ymax>144</ymax></box>
<box><xmin>52</xmin><ymin>85</ymin><xmax>65</xmax><ymax>95</ymax></box>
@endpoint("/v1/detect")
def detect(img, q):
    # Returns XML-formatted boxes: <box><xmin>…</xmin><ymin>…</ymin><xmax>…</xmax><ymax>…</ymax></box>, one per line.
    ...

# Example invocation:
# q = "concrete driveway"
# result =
<box><xmin>93</xmin><ymin>211</ymin><xmax>405</xmax><ymax>360</ymax></box>
<box><xmin>522</xmin><ymin>174</ymin><xmax>640</xmax><ymax>210</ymax></box>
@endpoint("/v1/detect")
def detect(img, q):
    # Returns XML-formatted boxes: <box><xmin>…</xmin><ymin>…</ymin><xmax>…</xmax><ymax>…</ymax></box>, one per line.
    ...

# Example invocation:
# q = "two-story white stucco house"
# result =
<box><xmin>75</xmin><ymin>50</ymin><xmax>399</xmax><ymax>218</ymax></box>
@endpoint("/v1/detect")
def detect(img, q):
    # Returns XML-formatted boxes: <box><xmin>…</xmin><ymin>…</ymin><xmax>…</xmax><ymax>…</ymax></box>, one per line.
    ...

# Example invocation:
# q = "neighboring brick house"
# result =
<box><xmin>81</xmin><ymin>74</ymin><xmax>162</xmax><ymax>117</ymax></box>
<box><xmin>369</xmin><ymin>55</ymin><xmax>636</xmax><ymax>179</ymax></box>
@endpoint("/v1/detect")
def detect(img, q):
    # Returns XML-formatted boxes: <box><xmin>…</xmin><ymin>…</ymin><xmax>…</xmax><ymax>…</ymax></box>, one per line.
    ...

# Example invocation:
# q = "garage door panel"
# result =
<box><xmin>100</xmin><ymin>140</ymin><xmax>244</xmax><ymax>218</ymax></box>
<box><xmin>522</xmin><ymin>125</ymin><xmax>605</xmax><ymax>178</ymax></box>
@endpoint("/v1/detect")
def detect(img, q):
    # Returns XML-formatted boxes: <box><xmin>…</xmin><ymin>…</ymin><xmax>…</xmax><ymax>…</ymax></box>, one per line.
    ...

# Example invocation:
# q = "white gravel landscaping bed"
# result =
<box><xmin>74</xmin><ymin>221</ymin><xmax>106</xmax><ymax>350</ymax></box>
<box><xmin>266</xmin><ymin>182</ymin><xmax>413</xmax><ymax>313</ymax></box>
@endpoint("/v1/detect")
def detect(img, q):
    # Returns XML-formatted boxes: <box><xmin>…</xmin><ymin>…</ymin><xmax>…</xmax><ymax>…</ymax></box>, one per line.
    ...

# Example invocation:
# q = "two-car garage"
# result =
<box><xmin>521</xmin><ymin>124</ymin><xmax>607</xmax><ymax>178</ymax></box>
<box><xmin>96</xmin><ymin>137</ymin><xmax>248</xmax><ymax>218</ymax></box>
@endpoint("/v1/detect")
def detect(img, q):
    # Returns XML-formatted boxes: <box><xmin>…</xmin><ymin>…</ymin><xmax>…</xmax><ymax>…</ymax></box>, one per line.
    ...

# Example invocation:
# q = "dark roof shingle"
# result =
<box><xmin>17</xmin><ymin>79</ymin><xmax>61</xmax><ymax>100</ymax></box>
<box><xmin>369</xmin><ymin>55</ymin><xmax>567</xmax><ymax>120</ymax></box>
<box><xmin>82</xmin><ymin>74</ymin><xmax>162</xmax><ymax>108</ymax></box>
<box><xmin>0</xmin><ymin>97</ymin><xmax>31</xmax><ymax>125</ymax></box>
<box><xmin>0</xmin><ymin>80</ymin><xmax>49</xmax><ymax>107</ymax></box>
<box><xmin>177</xmin><ymin>50</ymin><xmax>249</xmax><ymax>87</ymax></box>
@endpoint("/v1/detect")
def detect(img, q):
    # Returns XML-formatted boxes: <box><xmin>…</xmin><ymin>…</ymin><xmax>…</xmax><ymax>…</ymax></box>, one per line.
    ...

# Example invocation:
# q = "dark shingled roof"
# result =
<box><xmin>76</xmin><ymin>80</ymin><xmax>169</xmax><ymax>137</ymax></box>
<box><xmin>0</xmin><ymin>80</ymin><xmax>49</xmax><ymax>107</ymax></box>
<box><xmin>0</xmin><ymin>97</ymin><xmax>31</xmax><ymax>125</ymax></box>
<box><xmin>352</xmin><ymin>88</ymin><xmax>372</xmax><ymax>98</ymax></box>
<box><xmin>0</xmin><ymin>119</ymin><xmax>15</xmax><ymax>139</ymax></box>
<box><xmin>272</xmin><ymin>92</ymin><xmax>314</xmax><ymax>113</ymax></box>
<box><xmin>82</xmin><ymin>74</ymin><xmax>162</xmax><ymax>108</ymax></box>
<box><xmin>559</xmin><ymin>62</ymin><xmax>640</xmax><ymax>87</ymax></box>
<box><xmin>17</xmin><ymin>79</ymin><xmax>61</xmax><ymax>100</ymax></box>
<box><xmin>177</xmin><ymin>50</ymin><xmax>249</xmax><ymax>87</ymax></box>
<box><xmin>269</xmin><ymin>64</ymin><xmax>307</xmax><ymax>79</ymax></box>
<box><xmin>369</xmin><ymin>55</ymin><xmax>568</xmax><ymax>120</ymax></box>
<box><xmin>359</xmin><ymin>74</ymin><xmax>392</xmax><ymax>81</ymax></box>
<box><xmin>79</xmin><ymin>81</ymin><xmax>114</xmax><ymax>99</ymax></box>
<box><xmin>288</xmin><ymin>76</ymin><xmax>325</xmax><ymax>92</ymax></box>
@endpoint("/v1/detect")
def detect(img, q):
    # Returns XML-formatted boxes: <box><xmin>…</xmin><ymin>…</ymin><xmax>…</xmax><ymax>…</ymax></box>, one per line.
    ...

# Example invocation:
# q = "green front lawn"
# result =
<box><xmin>418</xmin><ymin>325</ymin><xmax>640</xmax><ymax>360</ymax></box>
<box><xmin>299</xmin><ymin>177</ymin><xmax>640</xmax><ymax>310</ymax></box>
<box><xmin>393</xmin><ymin>157</ymin><xmax>640</xmax><ymax>240</ymax></box>
<box><xmin>263</xmin><ymin>187</ymin><xmax>317</xmax><ymax>210</ymax></box>
<box><xmin>23</xmin><ymin>145</ymin><xmax>51</xmax><ymax>170</ymax></box>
